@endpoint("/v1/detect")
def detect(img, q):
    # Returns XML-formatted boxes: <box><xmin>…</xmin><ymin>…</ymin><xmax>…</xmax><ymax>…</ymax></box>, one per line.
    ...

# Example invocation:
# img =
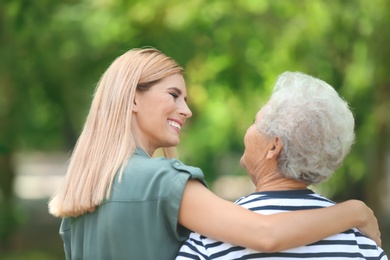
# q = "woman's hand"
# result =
<box><xmin>349</xmin><ymin>200</ymin><xmax>382</xmax><ymax>246</ymax></box>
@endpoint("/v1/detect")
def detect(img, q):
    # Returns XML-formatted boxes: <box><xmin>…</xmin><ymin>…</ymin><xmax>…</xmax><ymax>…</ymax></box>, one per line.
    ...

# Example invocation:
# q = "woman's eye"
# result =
<box><xmin>170</xmin><ymin>93</ymin><xmax>179</xmax><ymax>100</ymax></box>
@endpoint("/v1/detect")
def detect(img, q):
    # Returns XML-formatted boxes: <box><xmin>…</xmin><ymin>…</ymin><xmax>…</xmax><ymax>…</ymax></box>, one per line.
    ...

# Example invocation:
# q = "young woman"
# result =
<box><xmin>49</xmin><ymin>48</ymin><xmax>381</xmax><ymax>260</ymax></box>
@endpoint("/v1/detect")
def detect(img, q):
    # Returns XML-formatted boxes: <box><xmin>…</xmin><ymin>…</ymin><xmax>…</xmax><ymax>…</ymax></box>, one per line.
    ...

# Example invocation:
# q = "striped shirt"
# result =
<box><xmin>176</xmin><ymin>189</ymin><xmax>387</xmax><ymax>260</ymax></box>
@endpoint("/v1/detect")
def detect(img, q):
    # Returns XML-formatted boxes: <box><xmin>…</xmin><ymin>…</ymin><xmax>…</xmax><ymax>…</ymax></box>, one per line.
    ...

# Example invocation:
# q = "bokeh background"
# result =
<box><xmin>0</xmin><ymin>0</ymin><xmax>389</xmax><ymax>259</ymax></box>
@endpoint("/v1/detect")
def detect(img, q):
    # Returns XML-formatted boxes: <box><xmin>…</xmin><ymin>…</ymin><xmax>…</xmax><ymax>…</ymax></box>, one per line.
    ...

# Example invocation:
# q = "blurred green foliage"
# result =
<box><xmin>0</xmin><ymin>0</ymin><xmax>389</xmax><ymax>256</ymax></box>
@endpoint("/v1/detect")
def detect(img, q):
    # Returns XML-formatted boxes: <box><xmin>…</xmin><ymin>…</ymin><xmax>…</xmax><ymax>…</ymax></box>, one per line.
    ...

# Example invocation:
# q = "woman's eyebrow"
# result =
<box><xmin>168</xmin><ymin>87</ymin><xmax>182</xmax><ymax>94</ymax></box>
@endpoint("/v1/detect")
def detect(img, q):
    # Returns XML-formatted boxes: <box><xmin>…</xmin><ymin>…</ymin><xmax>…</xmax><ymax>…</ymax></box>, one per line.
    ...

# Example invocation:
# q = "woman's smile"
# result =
<box><xmin>168</xmin><ymin>119</ymin><xmax>182</xmax><ymax>133</ymax></box>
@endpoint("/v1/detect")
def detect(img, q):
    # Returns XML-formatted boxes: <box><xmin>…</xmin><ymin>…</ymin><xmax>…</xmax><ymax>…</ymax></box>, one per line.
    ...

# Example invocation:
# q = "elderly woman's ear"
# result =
<box><xmin>266</xmin><ymin>137</ymin><xmax>282</xmax><ymax>160</ymax></box>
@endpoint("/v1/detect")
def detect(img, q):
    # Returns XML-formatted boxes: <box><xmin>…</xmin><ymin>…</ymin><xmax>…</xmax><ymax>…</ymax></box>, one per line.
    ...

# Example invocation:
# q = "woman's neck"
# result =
<box><xmin>251</xmin><ymin>167</ymin><xmax>308</xmax><ymax>192</ymax></box>
<box><xmin>255</xmin><ymin>178</ymin><xmax>308</xmax><ymax>192</ymax></box>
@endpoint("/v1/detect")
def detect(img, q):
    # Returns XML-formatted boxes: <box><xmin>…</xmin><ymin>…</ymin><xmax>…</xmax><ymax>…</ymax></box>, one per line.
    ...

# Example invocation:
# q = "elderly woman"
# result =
<box><xmin>177</xmin><ymin>71</ymin><xmax>387</xmax><ymax>259</ymax></box>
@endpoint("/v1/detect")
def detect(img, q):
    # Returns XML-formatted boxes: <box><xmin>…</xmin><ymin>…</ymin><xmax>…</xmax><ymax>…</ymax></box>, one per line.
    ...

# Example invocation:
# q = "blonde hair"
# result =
<box><xmin>49</xmin><ymin>48</ymin><xmax>183</xmax><ymax>217</ymax></box>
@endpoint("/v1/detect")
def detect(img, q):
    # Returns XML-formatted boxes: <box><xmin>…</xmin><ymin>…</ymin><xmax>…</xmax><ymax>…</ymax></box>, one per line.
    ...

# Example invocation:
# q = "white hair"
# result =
<box><xmin>257</xmin><ymin>72</ymin><xmax>355</xmax><ymax>184</ymax></box>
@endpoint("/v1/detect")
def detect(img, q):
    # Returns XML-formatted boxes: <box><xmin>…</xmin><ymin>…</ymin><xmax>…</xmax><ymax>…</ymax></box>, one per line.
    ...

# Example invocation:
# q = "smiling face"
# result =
<box><xmin>131</xmin><ymin>73</ymin><xmax>192</xmax><ymax>155</ymax></box>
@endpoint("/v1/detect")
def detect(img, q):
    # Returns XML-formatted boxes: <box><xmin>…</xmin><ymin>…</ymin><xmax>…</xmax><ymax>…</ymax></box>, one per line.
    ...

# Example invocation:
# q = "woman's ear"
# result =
<box><xmin>266</xmin><ymin>137</ymin><xmax>282</xmax><ymax>159</ymax></box>
<box><xmin>132</xmin><ymin>93</ymin><xmax>139</xmax><ymax>112</ymax></box>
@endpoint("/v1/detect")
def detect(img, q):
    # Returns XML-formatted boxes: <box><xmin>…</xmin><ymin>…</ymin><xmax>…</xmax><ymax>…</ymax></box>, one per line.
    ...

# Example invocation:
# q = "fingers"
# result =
<box><xmin>376</xmin><ymin>231</ymin><xmax>382</xmax><ymax>247</ymax></box>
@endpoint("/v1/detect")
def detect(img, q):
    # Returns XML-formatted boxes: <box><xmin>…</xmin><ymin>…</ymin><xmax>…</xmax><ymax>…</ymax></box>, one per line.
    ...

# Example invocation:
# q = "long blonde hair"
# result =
<box><xmin>49</xmin><ymin>48</ymin><xmax>183</xmax><ymax>217</ymax></box>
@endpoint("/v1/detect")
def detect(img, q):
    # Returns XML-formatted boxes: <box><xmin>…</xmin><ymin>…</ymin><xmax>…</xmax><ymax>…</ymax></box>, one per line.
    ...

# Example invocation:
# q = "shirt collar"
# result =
<box><xmin>134</xmin><ymin>147</ymin><xmax>152</xmax><ymax>158</ymax></box>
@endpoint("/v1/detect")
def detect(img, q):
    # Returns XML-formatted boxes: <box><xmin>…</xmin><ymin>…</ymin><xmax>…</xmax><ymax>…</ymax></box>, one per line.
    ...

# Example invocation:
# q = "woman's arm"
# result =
<box><xmin>178</xmin><ymin>180</ymin><xmax>381</xmax><ymax>252</ymax></box>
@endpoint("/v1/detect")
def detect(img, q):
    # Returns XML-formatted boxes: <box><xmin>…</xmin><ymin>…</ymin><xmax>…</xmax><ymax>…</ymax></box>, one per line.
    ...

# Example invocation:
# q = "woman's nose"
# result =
<box><xmin>180</xmin><ymin>101</ymin><xmax>192</xmax><ymax>118</ymax></box>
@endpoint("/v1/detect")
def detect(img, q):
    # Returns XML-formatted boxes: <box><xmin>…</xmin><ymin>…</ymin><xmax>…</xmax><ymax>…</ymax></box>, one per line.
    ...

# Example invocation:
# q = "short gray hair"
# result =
<box><xmin>257</xmin><ymin>72</ymin><xmax>355</xmax><ymax>184</ymax></box>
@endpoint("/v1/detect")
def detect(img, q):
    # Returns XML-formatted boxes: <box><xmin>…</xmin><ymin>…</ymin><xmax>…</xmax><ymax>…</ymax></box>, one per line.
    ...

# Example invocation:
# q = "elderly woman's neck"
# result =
<box><xmin>253</xmin><ymin>171</ymin><xmax>308</xmax><ymax>192</ymax></box>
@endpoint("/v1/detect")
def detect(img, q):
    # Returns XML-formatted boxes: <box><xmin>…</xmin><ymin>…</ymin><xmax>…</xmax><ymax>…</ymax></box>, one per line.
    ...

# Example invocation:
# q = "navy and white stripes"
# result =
<box><xmin>176</xmin><ymin>189</ymin><xmax>387</xmax><ymax>260</ymax></box>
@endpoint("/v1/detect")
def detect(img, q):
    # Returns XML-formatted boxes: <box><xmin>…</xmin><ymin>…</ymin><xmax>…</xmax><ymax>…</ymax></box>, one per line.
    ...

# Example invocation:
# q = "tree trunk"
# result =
<box><xmin>0</xmin><ymin>146</ymin><xmax>16</xmax><ymax>249</ymax></box>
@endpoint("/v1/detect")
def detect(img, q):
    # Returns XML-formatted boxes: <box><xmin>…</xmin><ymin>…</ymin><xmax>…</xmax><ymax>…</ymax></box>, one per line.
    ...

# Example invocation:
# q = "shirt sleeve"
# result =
<box><xmin>164</xmin><ymin>159</ymin><xmax>207</xmax><ymax>241</ymax></box>
<box><xmin>170</xmin><ymin>158</ymin><xmax>207</xmax><ymax>187</ymax></box>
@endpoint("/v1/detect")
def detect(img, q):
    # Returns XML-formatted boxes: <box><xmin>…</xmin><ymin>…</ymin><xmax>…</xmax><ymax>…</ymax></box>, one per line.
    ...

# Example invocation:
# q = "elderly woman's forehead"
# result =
<box><xmin>255</xmin><ymin>109</ymin><xmax>263</xmax><ymax>122</ymax></box>
<box><xmin>256</xmin><ymin>101</ymin><xmax>270</xmax><ymax>118</ymax></box>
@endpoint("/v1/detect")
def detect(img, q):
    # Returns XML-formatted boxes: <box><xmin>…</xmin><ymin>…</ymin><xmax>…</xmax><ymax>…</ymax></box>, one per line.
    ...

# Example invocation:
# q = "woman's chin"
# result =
<box><xmin>166</xmin><ymin>138</ymin><xmax>180</xmax><ymax>148</ymax></box>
